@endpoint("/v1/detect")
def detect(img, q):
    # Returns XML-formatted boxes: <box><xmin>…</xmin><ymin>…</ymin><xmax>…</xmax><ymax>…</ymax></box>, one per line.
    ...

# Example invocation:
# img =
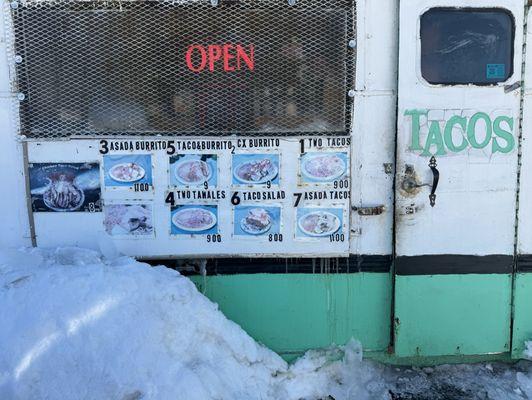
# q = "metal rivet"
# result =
<box><xmin>14</xmin><ymin>55</ymin><xmax>22</xmax><ymax>64</ymax></box>
<box><xmin>347</xmin><ymin>89</ymin><xmax>356</xmax><ymax>98</ymax></box>
<box><xmin>17</xmin><ymin>92</ymin><xmax>25</xmax><ymax>101</ymax></box>
<box><xmin>348</xmin><ymin>39</ymin><xmax>356</xmax><ymax>49</ymax></box>
<box><xmin>10</xmin><ymin>1</ymin><xmax>18</xmax><ymax>9</ymax></box>
<box><xmin>288</xmin><ymin>0</ymin><xmax>296</xmax><ymax>5</ymax></box>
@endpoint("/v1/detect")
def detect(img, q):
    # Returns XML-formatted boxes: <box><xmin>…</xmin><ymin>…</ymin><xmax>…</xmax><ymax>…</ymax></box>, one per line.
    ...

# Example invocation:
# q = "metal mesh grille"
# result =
<box><xmin>12</xmin><ymin>0</ymin><xmax>355</xmax><ymax>138</ymax></box>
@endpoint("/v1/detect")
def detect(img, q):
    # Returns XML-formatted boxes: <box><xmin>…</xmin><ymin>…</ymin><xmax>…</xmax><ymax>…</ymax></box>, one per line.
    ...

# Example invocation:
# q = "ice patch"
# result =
<box><xmin>525</xmin><ymin>341</ymin><xmax>532</xmax><ymax>360</ymax></box>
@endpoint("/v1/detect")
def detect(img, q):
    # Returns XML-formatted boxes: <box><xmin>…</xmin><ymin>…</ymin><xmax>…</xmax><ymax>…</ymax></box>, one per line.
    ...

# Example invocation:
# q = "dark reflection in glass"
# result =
<box><xmin>421</xmin><ymin>8</ymin><xmax>514</xmax><ymax>85</ymax></box>
<box><xmin>15</xmin><ymin>2</ymin><xmax>353</xmax><ymax>137</ymax></box>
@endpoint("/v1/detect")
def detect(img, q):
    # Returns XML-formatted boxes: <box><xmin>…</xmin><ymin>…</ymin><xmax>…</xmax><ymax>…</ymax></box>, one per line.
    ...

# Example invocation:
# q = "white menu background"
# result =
<box><xmin>28</xmin><ymin>137</ymin><xmax>351</xmax><ymax>258</ymax></box>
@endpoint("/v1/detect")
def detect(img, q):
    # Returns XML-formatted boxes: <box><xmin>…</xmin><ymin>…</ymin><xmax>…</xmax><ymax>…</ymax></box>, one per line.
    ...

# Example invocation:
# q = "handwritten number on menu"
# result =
<box><xmin>165</xmin><ymin>192</ymin><xmax>175</xmax><ymax>206</ymax></box>
<box><xmin>166</xmin><ymin>141</ymin><xmax>176</xmax><ymax>155</ymax></box>
<box><xmin>99</xmin><ymin>140</ymin><xmax>109</xmax><ymax>155</ymax></box>
<box><xmin>231</xmin><ymin>192</ymin><xmax>241</xmax><ymax>206</ymax></box>
<box><xmin>293</xmin><ymin>193</ymin><xmax>302</xmax><ymax>207</ymax></box>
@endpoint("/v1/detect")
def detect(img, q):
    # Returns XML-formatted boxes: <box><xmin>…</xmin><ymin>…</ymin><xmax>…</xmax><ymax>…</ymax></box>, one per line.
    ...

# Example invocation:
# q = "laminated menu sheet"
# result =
<box><xmin>27</xmin><ymin>137</ymin><xmax>351</xmax><ymax>257</ymax></box>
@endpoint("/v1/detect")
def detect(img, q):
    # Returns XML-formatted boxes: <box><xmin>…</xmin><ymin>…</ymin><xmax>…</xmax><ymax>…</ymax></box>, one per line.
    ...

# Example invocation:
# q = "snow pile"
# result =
<box><xmin>0</xmin><ymin>247</ymin><xmax>390</xmax><ymax>400</ymax></box>
<box><xmin>279</xmin><ymin>342</ymin><xmax>390</xmax><ymax>400</ymax></box>
<box><xmin>2</xmin><ymin>246</ymin><xmax>532</xmax><ymax>400</ymax></box>
<box><xmin>0</xmin><ymin>247</ymin><xmax>287</xmax><ymax>400</ymax></box>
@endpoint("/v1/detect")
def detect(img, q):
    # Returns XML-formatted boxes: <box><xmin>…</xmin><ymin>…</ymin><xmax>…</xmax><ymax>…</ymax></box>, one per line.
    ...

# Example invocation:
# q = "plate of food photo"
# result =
<box><xmin>234</xmin><ymin>159</ymin><xmax>278</xmax><ymax>184</ymax></box>
<box><xmin>240</xmin><ymin>208</ymin><xmax>273</xmax><ymax>235</ymax></box>
<box><xmin>172</xmin><ymin>207</ymin><xmax>217</xmax><ymax>232</ymax></box>
<box><xmin>108</xmin><ymin>162</ymin><xmax>146</xmax><ymax>183</ymax></box>
<box><xmin>301</xmin><ymin>154</ymin><xmax>346</xmax><ymax>182</ymax></box>
<box><xmin>298</xmin><ymin>211</ymin><xmax>340</xmax><ymax>237</ymax></box>
<box><xmin>174</xmin><ymin>159</ymin><xmax>212</xmax><ymax>185</ymax></box>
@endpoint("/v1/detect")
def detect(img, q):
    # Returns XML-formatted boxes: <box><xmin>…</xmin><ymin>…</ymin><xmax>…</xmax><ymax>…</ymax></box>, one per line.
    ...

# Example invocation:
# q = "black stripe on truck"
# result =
<box><xmin>145</xmin><ymin>255</ymin><xmax>392</xmax><ymax>275</ymax></box>
<box><xmin>517</xmin><ymin>255</ymin><xmax>532</xmax><ymax>272</ymax></box>
<box><xmin>394</xmin><ymin>255</ymin><xmax>514</xmax><ymax>275</ymax></box>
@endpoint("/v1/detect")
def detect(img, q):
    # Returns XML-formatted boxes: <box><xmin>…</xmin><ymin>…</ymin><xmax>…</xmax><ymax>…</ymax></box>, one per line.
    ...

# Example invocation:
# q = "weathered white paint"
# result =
<box><xmin>1</xmin><ymin>0</ymin><xmax>527</xmax><ymax>262</ymax></box>
<box><xmin>28</xmin><ymin>139</ymin><xmax>351</xmax><ymax>257</ymax></box>
<box><xmin>0</xmin><ymin>0</ymin><xmax>31</xmax><ymax>249</ymax></box>
<box><xmin>395</xmin><ymin>0</ymin><xmax>524</xmax><ymax>256</ymax></box>
<box><xmin>349</xmin><ymin>0</ymin><xmax>398</xmax><ymax>256</ymax></box>
<box><xmin>4</xmin><ymin>0</ymin><xmax>400</xmax><ymax>259</ymax></box>
<box><xmin>517</xmin><ymin>4</ymin><xmax>532</xmax><ymax>256</ymax></box>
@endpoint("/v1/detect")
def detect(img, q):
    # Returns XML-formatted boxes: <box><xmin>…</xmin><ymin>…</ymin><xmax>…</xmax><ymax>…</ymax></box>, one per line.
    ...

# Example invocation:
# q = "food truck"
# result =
<box><xmin>1</xmin><ymin>0</ymin><xmax>532</xmax><ymax>362</ymax></box>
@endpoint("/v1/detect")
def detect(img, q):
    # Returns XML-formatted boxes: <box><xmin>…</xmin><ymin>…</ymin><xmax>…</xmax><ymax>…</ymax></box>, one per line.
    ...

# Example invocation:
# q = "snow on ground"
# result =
<box><xmin>525</xmin><ymin>341</ymin><xmax>532</xmax><ymax>360</ymax></box>
<box><xmin>1</xmin><ymin>247</ymin><xmax>532</xmax><ymax>400</ymax></box>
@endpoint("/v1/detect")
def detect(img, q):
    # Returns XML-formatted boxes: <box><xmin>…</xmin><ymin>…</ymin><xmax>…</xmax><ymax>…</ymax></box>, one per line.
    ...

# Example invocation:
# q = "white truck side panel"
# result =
<box><xmin>517</xmin><ymin>6</ymin><xmax>532</xmax><ymax>255</ymax></box>
<box><xmin>396</xmin><ymin>0</ymin><xmax>523</xmax><ymax>256</ymax></box>
<box><xmin>0</xmin><ymin>0</ymin><xmax>31</xmax><ymax>249</ymax></box>
<box><xmin>350</xmin><ymin>0</ymin><xmax>398</xmax><ymax>255</ymax></box>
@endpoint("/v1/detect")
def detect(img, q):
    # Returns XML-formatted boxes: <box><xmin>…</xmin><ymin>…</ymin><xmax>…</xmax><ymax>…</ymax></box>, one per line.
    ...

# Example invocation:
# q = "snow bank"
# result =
<box><xmin>0</xmin><ymin>247</ymin><xmax>287</xmax><ymax>400</ymax></box>
<box><xmin>2</xmin><ymin>246</ymin><xmax>532</xmax><ymax>400</ymax></box>
<box><xmin>0</xmin><ymin>247</ymin><xmax>389</xmax><ymax>400</ymax></box>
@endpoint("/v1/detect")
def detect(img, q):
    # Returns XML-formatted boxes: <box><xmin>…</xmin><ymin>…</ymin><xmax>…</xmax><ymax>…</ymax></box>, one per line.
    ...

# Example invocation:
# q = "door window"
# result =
<box><xmin>421</xmin><ymin>8</ymin><xmax>514</xmax><ymax>85</ymax></box>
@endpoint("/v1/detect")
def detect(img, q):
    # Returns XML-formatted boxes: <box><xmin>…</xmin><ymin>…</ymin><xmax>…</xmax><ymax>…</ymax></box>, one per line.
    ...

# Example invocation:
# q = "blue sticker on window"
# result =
<box><xmin>487</xmin><ymin>64</ymin><xmax>506</xmax><ymax>79</ymax></box>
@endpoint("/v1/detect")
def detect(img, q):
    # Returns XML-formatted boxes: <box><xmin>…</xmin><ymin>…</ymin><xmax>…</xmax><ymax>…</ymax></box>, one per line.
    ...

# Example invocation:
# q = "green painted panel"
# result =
<box><xmin>369</xmin><ymin>350</ymin><xmax>512</xmax><ymax>367</ymax></box>
<box><xmin>511</xmin><ymin>273</ymin><xmax>532</xmax><ymax>358</ymax></box>
<box><xmin>190</xmin><ymin>273</ymin><xmax>391</xmax><ymax>356</ymax></box>
<box><xmin>394</xmin><ymin>274</ymin><xmax>512</xmax><ymax>357</ymax></box>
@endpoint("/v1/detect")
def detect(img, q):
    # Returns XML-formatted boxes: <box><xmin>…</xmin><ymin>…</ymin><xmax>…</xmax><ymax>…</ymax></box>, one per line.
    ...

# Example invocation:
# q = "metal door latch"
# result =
<box><xmin>401</xmin><ymin>157</ymin><xmax>439</xmax><ymax>207</ymax></box>
<box><xmin>504</xmin><ymin>81</ymin><xmax>521</xmax><ymax>93</ymax></box>
<box><xmin>405</xmin><ymin>204</ymin><xmax>416</xmax><ymax>215</ymax></box>
<box><xmin>353</xmin><ymin>205</ymin><xmax>385</xmax><ymax>216</ymax></box>
<box><xmin>401</xmin><ymin>164</ymin><xmax>423</xmax><ymax>193</ymax></box>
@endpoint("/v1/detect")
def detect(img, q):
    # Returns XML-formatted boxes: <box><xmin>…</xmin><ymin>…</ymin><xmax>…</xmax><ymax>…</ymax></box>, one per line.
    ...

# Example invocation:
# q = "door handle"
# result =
<box><xmin>400</xmin><ymin>157</ymin><xmax>439</xmax><ymax>207</ymax></box>
<box><xmin>428</xmin><ymin>156</ymin><xmax>439</xmax><ymax>207</ymax></box>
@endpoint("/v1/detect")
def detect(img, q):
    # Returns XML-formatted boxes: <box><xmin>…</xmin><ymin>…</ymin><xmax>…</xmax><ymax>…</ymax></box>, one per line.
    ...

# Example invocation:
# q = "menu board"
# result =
<box><xmin>27</xmin><ymin>136</ymin><xmax>351</xmax><ymax>257</ymax></box>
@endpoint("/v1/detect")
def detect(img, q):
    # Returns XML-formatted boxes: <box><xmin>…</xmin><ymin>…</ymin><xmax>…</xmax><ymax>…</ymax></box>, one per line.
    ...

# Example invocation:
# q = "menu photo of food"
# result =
<box><xmin>29</xmin><ymin>162</ymin><xmax>101</xmax><ymax>212</ymax></box>
<box><xmin>170</xmin><ymin>205</ymin><xmax>218</xmax><ymax>235</ymax></box>
<box><xmin>233</xmin><ymin>206</ymin><xmax>281</xmax><ymax>237</ymax></box>
<box><xmin>103</xmin><ymin>203</ymin><xmax>154</xmax><ymax>237</ymax></box>
<box><xmin>296</xmin><ymin>207</ymin><xmax>343</xmax><ymax>239</ymax></box>
<box><xmin>103</xmin><ymin>154</ymin><xmax>153</xmax><ymax>188</ymax></box>
<box><xmin>170</xmin><ymin>154</ymin><xmax>217</xmax><ymax>187</ymax></box>
<box><xmin>300</xmin><ymin>152</ymin><xmax>348</xmax><ymax>184</ymax></box>
<box><xmin>232</xmin><ymin>154</ymin><xmax>280</xmax><ymax>186</ymax></box>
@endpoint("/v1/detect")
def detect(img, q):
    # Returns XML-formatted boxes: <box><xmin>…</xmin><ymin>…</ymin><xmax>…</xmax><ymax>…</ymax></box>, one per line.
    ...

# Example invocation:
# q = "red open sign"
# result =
<box><xmin>185</xmin><ymin>44</ymin><xmax>255</xmax><ymax>73</ymax></box>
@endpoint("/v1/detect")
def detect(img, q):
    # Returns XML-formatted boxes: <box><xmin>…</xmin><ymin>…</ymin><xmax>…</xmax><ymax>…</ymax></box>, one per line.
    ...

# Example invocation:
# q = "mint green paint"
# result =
<box><xmin>188</xmin><ymin>272</ymin><xmax>524</xmax><ymax>364</ymax></box>
<box><xmin>394</xmin><ymin>274</ymin><xmax>512</xmax><ymax>357</ymax></box>
<box><xmin>421</xmin><ymin>120</ymin><xmax>447</xmax><ymax>156</ymax></box>
<box><xmin>190</xmin><ymin>273</ymin><xmax>391</xmax><ymax>356</ymax></box>
<box><xmin>492</xmin><ymin>116</ymin><xmax>515</xmax><ymax>154</ymax></box>
<box><xmin>511</xmin><ymin>273</ymin><xmax>532</xmax><ymax>358</ymax></box>
<box><xmin>404</xmin><ymin>109</ymin><xmax>427</xmax><ymax>151</ymax></box>
<box><xmin>443</xmin><ymin>115</ymin><xmax>468</xmax><ymax>152</ymax></box>
<box><xmin>467</xmin><ymin>112</ymin><xmax>492</xmax><ymax>149</ymax></box>
<box><xmin>405</xmin><ymin>109</ymin><xmax>515</xmax><ymax>156</ymax></box>
<box><xmin>274</xmin><ymin>349</ymin><xmax>513</xmax><ymax>366</ymax></box>
<box><xmin>369</xmin><ymin>350</ymin><xmax>513</xmax><ymax>367</ymax></box>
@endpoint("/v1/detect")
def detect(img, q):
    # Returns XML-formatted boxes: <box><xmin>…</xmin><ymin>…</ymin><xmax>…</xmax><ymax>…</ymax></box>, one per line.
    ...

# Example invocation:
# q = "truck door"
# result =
<box><xmin>394</xmin><ymin>1</ymin><xmax>523</xmax><ymax>356</ymax></box>
<box><xmin>514</xmin><ymin>6</ymin><xmax>532</xmax><ymax>359</ymax></box>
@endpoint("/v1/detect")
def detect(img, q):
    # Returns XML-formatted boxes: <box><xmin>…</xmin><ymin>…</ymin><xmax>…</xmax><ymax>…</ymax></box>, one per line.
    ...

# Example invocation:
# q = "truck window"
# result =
<box><xmin>12</xmin><ymin>2</ymin><xmax>355</xmax><ymax>137</ymax></box>
<box><xmin>421</xmin><ymin>8</ymin><xmax>514</xmax><ymax>85</ymax></box>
